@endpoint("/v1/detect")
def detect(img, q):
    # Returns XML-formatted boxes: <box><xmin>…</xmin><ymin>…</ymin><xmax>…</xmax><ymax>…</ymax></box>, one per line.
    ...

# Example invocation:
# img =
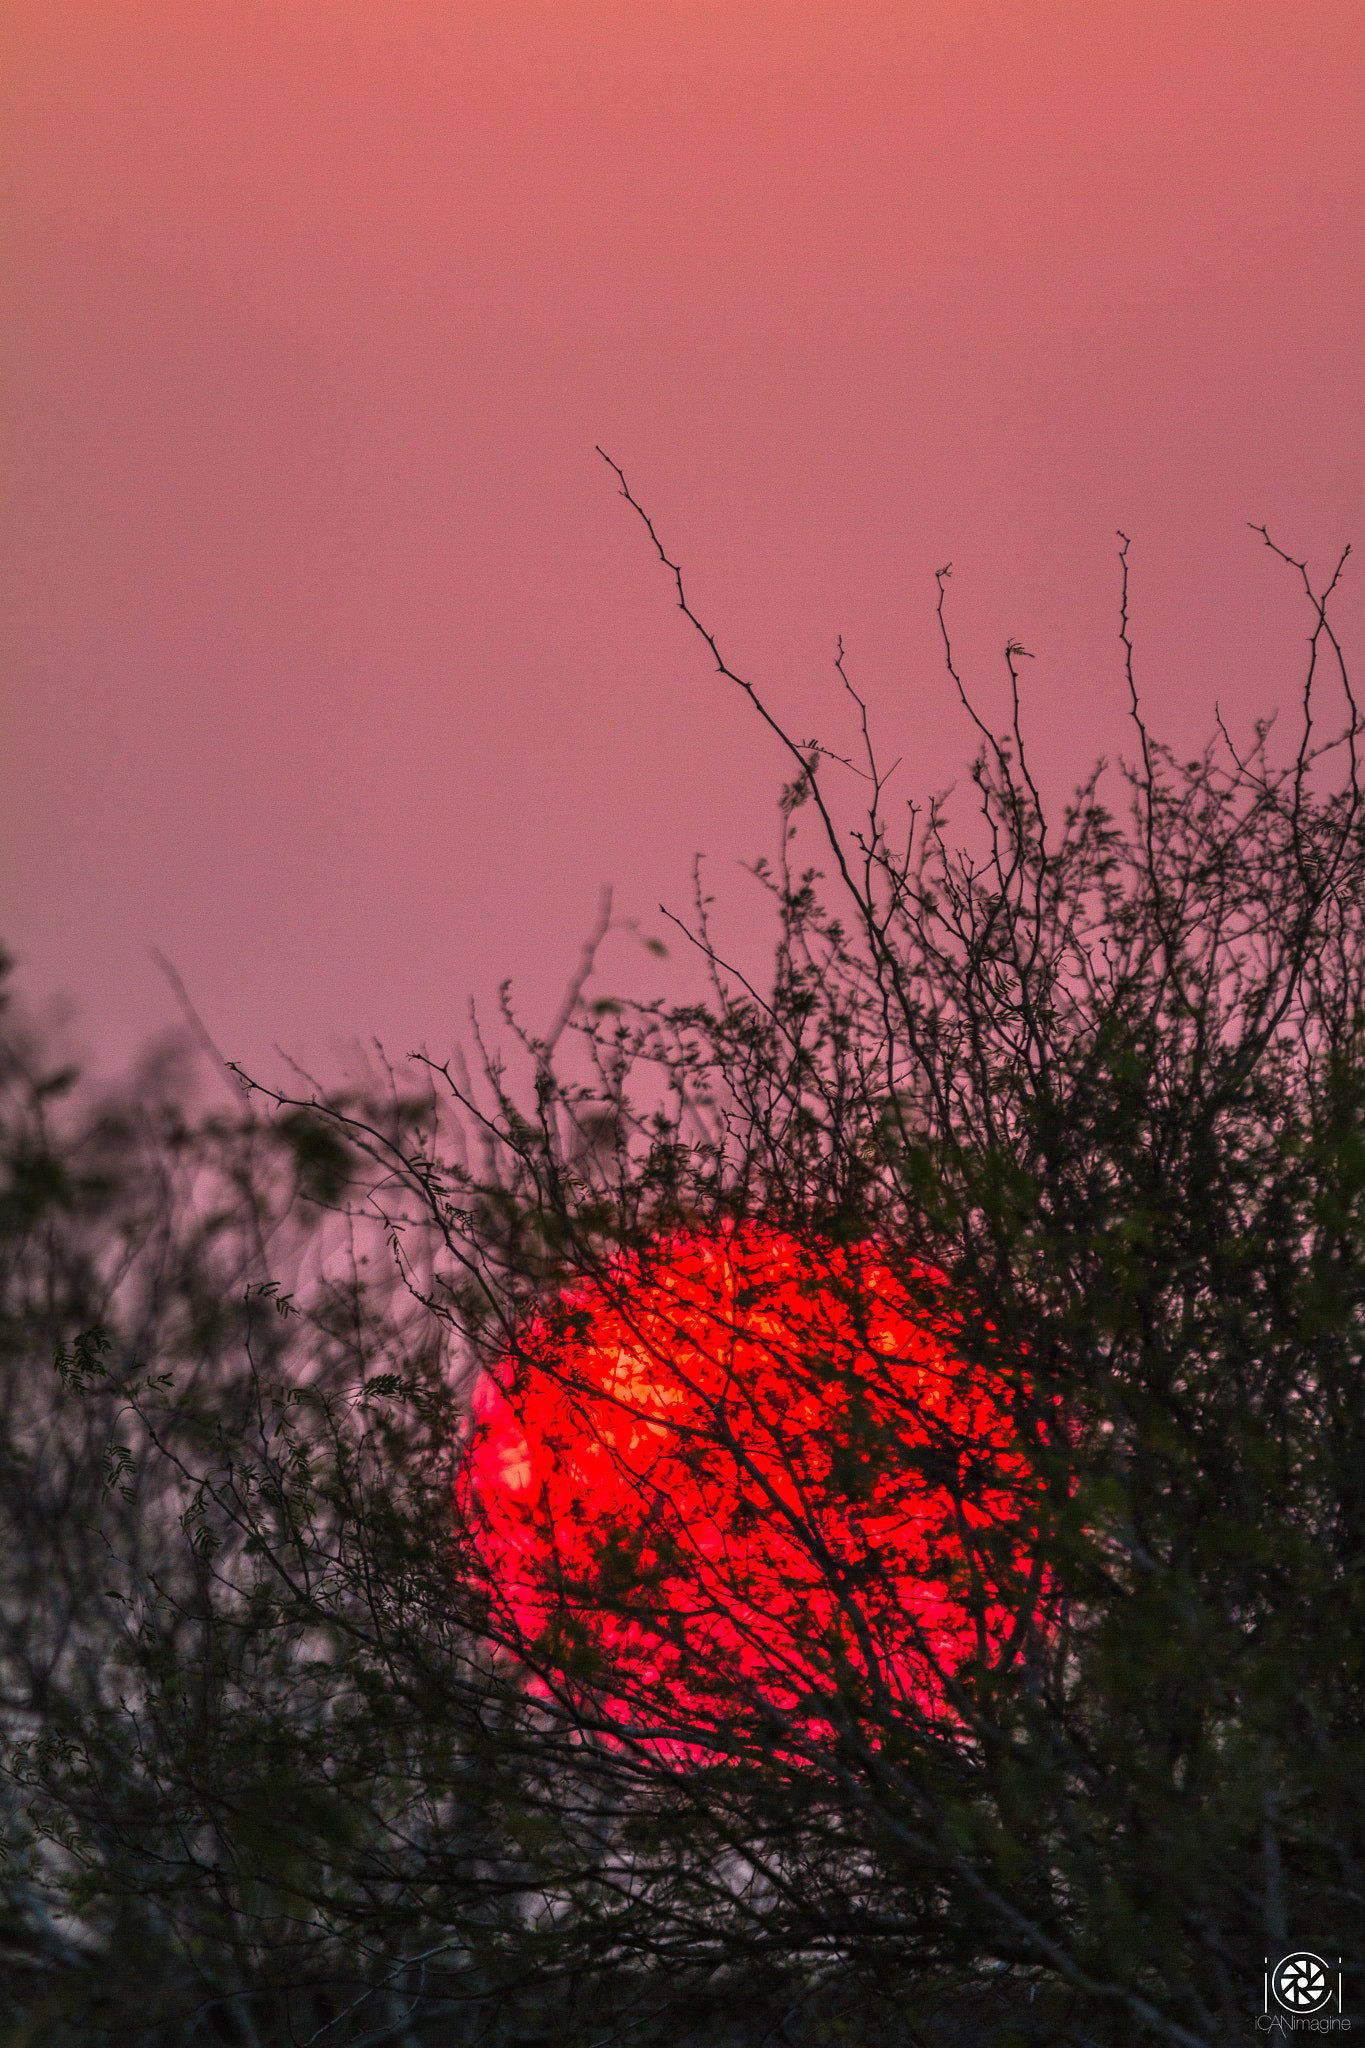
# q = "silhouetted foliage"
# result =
<box><xmin>2</xmin><ymin>510</ymin><xmax>1363</xmax><ymax>2046</ymax></box>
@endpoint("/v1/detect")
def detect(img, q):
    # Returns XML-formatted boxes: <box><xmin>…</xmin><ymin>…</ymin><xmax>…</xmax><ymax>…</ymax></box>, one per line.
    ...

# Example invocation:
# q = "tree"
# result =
<box><xmin>3</xmin><ymin>499</ymin><xmax>1362</xmax><ymax>2047</ymax></box>
<box><xmin>0</xmin><ymin>998</ymin><xmax>616</xmax><ymax>2045</ymax></box>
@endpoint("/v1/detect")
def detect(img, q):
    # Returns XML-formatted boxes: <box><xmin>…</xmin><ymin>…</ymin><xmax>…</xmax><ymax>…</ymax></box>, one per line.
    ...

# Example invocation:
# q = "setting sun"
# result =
<box><xmin>470</xmin><ymin>1226</ymin><xmax>1041</xmax><ymax>1742</ymax></box>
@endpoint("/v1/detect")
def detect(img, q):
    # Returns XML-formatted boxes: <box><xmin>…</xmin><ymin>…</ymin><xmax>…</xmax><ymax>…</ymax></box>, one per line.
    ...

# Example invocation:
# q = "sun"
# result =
<box><xmin>468</xmin><ymin>1225</ymin><xmax>1040</xmax><ymax>1746</ymax></box>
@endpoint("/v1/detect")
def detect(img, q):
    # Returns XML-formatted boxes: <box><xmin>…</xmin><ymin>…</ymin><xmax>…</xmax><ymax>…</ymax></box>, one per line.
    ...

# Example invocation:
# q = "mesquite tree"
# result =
<box><xmin>4</xmin><ymin>501</ymin><xmax>1363</xmax><ymax>2047</ymax></box>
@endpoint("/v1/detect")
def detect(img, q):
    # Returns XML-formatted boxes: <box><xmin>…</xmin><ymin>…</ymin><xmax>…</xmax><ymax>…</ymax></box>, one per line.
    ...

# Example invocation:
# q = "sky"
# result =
<box><xmin>3</xmin><ymin>0</ymin><xmax>1363</xmax><ymax>1093</ymax></box>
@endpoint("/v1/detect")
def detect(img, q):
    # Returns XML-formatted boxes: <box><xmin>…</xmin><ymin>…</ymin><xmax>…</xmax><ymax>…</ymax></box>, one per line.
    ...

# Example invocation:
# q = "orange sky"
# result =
<box><xmin>4</xmin><ymin>1</ymin><xmax>1363</xmax><ymax>1085</ymax></box>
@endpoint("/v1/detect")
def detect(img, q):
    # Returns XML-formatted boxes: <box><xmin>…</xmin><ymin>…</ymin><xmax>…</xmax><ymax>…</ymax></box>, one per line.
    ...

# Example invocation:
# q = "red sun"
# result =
<box><xmin>469</xmin><ymin>1226</ymin><xmax>1041</xmax><ymax>1746</ymax></box>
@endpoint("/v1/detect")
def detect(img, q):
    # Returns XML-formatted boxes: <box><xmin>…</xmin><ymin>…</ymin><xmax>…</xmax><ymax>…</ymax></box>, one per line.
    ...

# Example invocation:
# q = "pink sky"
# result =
<box><xmin>4</xmin><ymin>1</ymin><xmax>1362</xmax><ymax>1090</ymax></box>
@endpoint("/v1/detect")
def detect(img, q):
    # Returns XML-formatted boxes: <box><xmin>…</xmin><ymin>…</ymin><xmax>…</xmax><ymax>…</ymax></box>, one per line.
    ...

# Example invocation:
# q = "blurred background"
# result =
<box><xmin>3</xmin><ymin>0</ymin><xmax>1362</xmax><ymax>1089</ymax></box>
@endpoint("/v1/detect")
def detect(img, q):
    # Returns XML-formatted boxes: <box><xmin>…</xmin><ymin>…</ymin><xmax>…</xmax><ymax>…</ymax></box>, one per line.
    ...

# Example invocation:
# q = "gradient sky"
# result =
<box><xmin>4</xmin><ymin>1</ymin><xmax>1363</xmax><ymax>1090</ymax></box>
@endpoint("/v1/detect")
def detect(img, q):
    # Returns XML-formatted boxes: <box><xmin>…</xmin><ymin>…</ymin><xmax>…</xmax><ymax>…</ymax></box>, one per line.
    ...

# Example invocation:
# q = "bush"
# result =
<box><xmin>3</xmin><ymin>510</ymin><xmax>1362</xmax><ymax>2045</ymax></box>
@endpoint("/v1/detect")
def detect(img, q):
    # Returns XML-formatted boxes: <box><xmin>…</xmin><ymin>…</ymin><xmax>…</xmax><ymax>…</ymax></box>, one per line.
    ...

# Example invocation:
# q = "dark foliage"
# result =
<box><xmin>2</xmin><ymin>513</ymin><xmax>1362</xmax><ymax>2046</ymax></box>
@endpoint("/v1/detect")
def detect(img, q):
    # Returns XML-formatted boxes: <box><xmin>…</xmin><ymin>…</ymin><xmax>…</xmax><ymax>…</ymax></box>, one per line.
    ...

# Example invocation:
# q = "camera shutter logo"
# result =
<box><xmin>1267</xmin><ymin>1953</ymin><xmax>1340</xmax><ymax>2015</ymax></box>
